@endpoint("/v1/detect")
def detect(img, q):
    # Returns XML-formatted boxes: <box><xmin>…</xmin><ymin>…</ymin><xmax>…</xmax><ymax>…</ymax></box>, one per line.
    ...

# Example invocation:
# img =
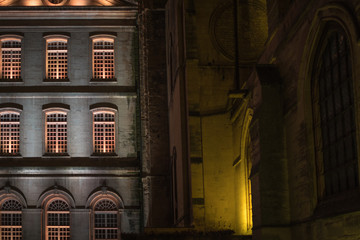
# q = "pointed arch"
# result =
<box><xmin>300</xmin><ymin>3</ymin><xmax>360</xmax><ymax>206</ymax></box>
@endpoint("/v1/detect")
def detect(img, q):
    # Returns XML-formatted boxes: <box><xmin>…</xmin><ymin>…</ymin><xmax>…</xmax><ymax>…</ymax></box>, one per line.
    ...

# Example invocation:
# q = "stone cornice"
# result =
<box><xmin>0</xmin><ymin>8</ymin><xmax>138</xmax><ymax>20</ymax></box>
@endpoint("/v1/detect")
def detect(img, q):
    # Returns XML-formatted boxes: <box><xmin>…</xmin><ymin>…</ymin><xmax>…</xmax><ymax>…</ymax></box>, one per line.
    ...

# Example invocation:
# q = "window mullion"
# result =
<box><xmin>102</xmin><ymin>51</ymin><xmax>106</xmax><ymax>79</ymax></box>
<box><xmin>55</xmin><ymin>122</ymin><xmax>59</xmax><ymax>153</ymax></box>
<box><xmin>9</xmin><ymin>123</ymin><xmax>12</xmax><ymax>153</ymax></box>
<box><xmin>10</xmin><ymin>49</ymin><xmax>13</xmax><ymax>79</ymax></box>
<box><xmin>103</xmin><ymin>123</ymin><xmax>106</xmax><ymax>153</ymax></box>
<box><xmin>56</xmin><ymin>50</ymin><xmax>59</xmax><ymax>79</ymax></box>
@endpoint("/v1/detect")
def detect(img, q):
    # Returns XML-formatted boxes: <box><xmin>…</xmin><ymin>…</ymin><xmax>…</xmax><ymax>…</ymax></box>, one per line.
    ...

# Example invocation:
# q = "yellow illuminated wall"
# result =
<box><xmin>185</xmin><ymin>0</ymin><xmax>267</xmax><ymax>235</ymax></box>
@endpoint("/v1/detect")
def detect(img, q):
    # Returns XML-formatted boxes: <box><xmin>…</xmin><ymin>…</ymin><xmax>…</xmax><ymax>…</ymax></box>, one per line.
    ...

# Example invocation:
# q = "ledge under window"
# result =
<box><xmin>43</xmin><ymin>78</ymin><xmax>70</xmax><ymax>82</ymax></box>
<box><xmin>0</xmin><ymin>78</ymin><xmax>22</xmax><ymax>82</ymax></box>
<box><xmin>313</xmin><ymin>189</ymin><xmax>360</xmax><ymax>219</ymax></box>
<box><xmin>0</xmin><ymin>153</ymin><xmax>21</xmax><ymax>157</ymax></box>
<box><xmin>91</xmin><ymin>152</ymin><xmax>117</xmax><ymax>157</ymax></box>
<box><xmin>90</xmin><ymin>78</ymin><xmax>117</xmax><ymax>82</ymax></box>
<box><xmin>43</xmin><ymin>153</ymin><xmax>69</xmax><ymax>157</ymax></box>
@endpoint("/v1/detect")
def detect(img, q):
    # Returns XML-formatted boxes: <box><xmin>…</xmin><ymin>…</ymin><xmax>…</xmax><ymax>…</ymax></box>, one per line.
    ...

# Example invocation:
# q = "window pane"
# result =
<box><xmin>0</xmin><ymin>200</ymin><xmax>22</xmax><ymax>240</ymax></box>
<box><xmin>47</xmin><ymin>40</ymin><xmax>67</xmax><ymax>80</ymax></box>
<box><xmin>313</xmin><ymin>29</ymin><xmax>358</xmax><ymax>198</ymax></box>
<box><xmin>1</xmin><ymin>40</ymin><xmax>21</xmax><ymax>80</ymax></box>
<box><xmin>93</xmin><ymin>112</ymin><xmax>115</xmax><ymax>153</ymax></box>
<box><xmin>93</xmin><ymin>40</ymin><xmax>114</xmax><ymax>79</ymax></box>
<box><xmin>46</xmin><ymin>200</ymin><xmax>70</xmax><ymax>240</ymax></box>
<box><xmin>46</xmin><ymin>113</ymin><xmax>67</xmax><ymax>153</ymax></box>
<box><xmin>94</xmin><ymin>200</ymin><xmax>118</xmax><ymax>240</ymax></box>
<box><xmin>0</xmin><ymin>113</ymin><xmax>20</xmax><ymax>154</ymax></box>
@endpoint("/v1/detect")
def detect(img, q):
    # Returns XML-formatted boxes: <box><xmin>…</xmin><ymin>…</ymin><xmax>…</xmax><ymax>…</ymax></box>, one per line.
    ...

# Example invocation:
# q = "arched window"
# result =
<box><xmin>0</xmin><ymin>111</ymin><xmax>20</xmax><ymax>155</ymax></box>
<box><xmin>45</xmin><ymin>199</ymin><xmax>70</xmax><ymax>240</ymax></box>
<box><xmin>92</xmin><ymin>109</ymin><xmax>116</xmax><ymax>154</ymax></box>
<box><xmin>45</xmin><ymin>36</ymin><xmax>69</xmax><ymax>81</ymax></box>
<box><xmin>91</xmin><ymin>36</ymin><xmax>115</xmax><ymax>80</ymax></box>
<box><xmin>93</xmin><ymin>199</ymin><xmax>119</xmax><ymax>240</ymax></box>
<box><xmin>0</xmin><ymin>199</ymin><xmax>22</xmax><ymax>240</ymax></box>
<box><xmin>312</xmin><ymin>24</ymin><xmax>358</xmax><ymax>198</ymax></box>
<box><xmin>45</xmin><ymin>109</ymin><xmax>68</xmax><ymax>154</ymax></box>
<box><xmin>0</xmin><ymin>37</ymin><xmax>22</xmax><ymax>81</ymax></box>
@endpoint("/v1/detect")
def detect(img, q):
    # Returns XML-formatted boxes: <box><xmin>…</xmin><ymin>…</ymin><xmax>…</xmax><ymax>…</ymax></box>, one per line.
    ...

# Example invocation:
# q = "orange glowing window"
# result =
<box><xmin>0</xmin><ymin>111</ymin><xmax>20</xmax><ymax>155</ymax></box>
<box><xmin>94</xmin><ymin>199</ymin><xmax>119</xmax><ymax>240</ymax></box>
<box><xmin>93</xmin><ymin>111</ymin><xmax>115</xmax><ymax>154</ymax></box>
<box><xmin>0</xmin><ymin>199</ymin><xmax>22</xmax><ymax>240</ymax></box>
<box><xmin>45</xmin><ymin>111</ymin><xmax>67</xmax><ymax>154</ymax></box>
<box><xmin>46</xmin><ymin>200</ymin><xmax>70</xmax><ymax>240</ymax></box>
<box><xmin>46</xmin><ymin>38</ymin><xmax>68</xmax><ymax>80</ymax></box>
<box><xmin>92</xmin><ymin>38</ymin><xmax>115</xmax><ymax>80</ymax></box>
<box><xmin>1</xmin><ymin>38</ymin><xmax>21</xmax><ymax>80</ymax></box>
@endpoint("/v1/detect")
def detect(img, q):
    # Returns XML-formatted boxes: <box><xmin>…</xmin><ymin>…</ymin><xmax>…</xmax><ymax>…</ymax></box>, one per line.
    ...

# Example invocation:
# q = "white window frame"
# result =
<box><xmin>44</xmin><ymin>108</ymin><xmax>68</xmax><ymax>154</ymax></box>
<box><xmin>0</xmin><ymin>109</ymin><xmax>21</xmax><ymax>155</ymax></box>
<box><xmin>0</xmin><ymin>36</ymin><xmax>23</xmax><ymax>81</ymax></box>
<box><xmin>44</xmin><ymin>35</ymin><xmax>69</xmax><ymax>81</ymax></box>
<box><xmin>91</xmin><ymin>35</ymin><xmax>116</xmax><ymax>80</ymax></box>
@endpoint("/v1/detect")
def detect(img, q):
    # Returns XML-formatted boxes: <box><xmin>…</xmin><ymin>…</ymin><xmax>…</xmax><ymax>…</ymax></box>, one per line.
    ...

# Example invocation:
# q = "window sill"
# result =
<box><xmin>90</xmin><ymin>78</ymin><xmax>117</xmax><ymax>82</ymax></box>
<box><xmin>313</xmin><ymin>189</ymin><xmax>360</xmax><ymax>219</ymax></box>
<box><xmin>91</xmin><ymin>153</ymin><xmax>117</xmax><ymax>157</ymax></box>
<box><xmin>0</xmin><ymin>153</ymin><xmax>21</xmax><ymax>157</ymax></box>
<box><xmin>0</xmin><ymin>78</ymin><xmax>23</xmax><ymax>82</ymax></box>
<box><xmin>43</xmin><ymin>78</ymin><xmax>70</xmax><ymax>82</ymax></box>
<box><xmin>43</xmin><ymin>153</ymin><xmax>70</xmax><ymax>157</ymax></box>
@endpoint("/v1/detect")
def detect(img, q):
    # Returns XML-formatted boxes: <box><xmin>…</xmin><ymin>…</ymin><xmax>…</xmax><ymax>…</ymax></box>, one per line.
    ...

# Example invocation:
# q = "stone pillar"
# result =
<box><xmin>23</xmin><ymin>209</ymin><xmax>41</xmax><ymax>240</ymax></box>
<box><xmin>138</xmin><ymin>0</ymin><xmax>173</xmax><ymax>227</ymax></box>
<box><xmin>70</xmin><ymin>209</ymin><xmax>90</xmax><ymax>240</ymax></box>
<box><xmin>250</xmin><ymin>66</ymin><xmax>291</xmax><ymax>240</ymax></box>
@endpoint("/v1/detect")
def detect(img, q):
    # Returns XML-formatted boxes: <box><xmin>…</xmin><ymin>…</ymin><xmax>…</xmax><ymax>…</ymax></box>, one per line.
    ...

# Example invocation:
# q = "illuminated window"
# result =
<box><xmin>45</xmin><ymin>199</ymin><xmax>70</xmax><ymax>240</ymax></box>
<box><xmin>92</xmin><ymin>37</ymin><xmax>115</xmax><ymax>80</ymax></box>
<box><xmin>93</xmin><ymin>110</ymin><xmax>115</xmax><ymax>154</ymax></box>
<box><xmin>45</xmin><ymin>37</ymin><xmax>68</xmax><ymax>80</ymax></box>
<box><xmin>93</xmin><ymin>199</ymin><xmax>119</xmax><ymax>240</ymax></box>
<box><xmin>312</xmin><ymin>25</ymin><xmax>358</xmax><ymax>198</ymax></box>
<box><xmin>45</xmin><ymin>111</ymin><xmax>67</xmax><ymax>154</ymax></box>
<box><xmin>1</xmin><ymin>38</ymin><xmax>21</xmax><ymax>80</ymax></box>
<box><xmin>0</xmin><ymin>111</ymin><xmax>20</xmax><ymax>155</ymax></box>
<box><xmin>0</xmin><ymin>199</ymin><xmax>22</xmax><ymax>240</ymax></box>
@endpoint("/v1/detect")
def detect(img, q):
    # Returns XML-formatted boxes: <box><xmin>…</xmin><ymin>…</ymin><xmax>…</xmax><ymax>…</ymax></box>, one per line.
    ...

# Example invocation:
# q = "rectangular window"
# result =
<box><xmin>93</xmin><ymin>112</ymin><xmax>115</xmax><ymax>154</ymax></box>
<box><xmin>1</xmin><ymin>39</ymin><xmax>21</xmax><ymax>80</ymax></box>
<box><xmin>93</xmin><ymin>39</ymin><xmax>114</xmax><ymax>80</ymax></box>
<box><xmin>94</xmin><ymin>213</ymin><xmax>118</xmax><ymax>239</ymax></box>
<box><xmin>0</xmin><ymin>112</ymin><xmax>20</xmax><ymax>155</ymax></box>
<box><xmin>46</xmin><ymin>40</ymin><xmax>68</xmax><ymax>80</ymax></box>
<box><xmin>0</xmin><ymin>214</ymin><xmax>22</xmax><ymax>240</ymax></box>
<box><xmin>46</xmin><ymin>112</ymin><xmax>67</xmax><ymax>154</ymax></box>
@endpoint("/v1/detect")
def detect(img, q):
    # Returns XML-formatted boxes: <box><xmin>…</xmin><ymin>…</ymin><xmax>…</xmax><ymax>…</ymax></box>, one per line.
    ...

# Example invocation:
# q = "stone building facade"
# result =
<box><xmin>0</xmin><ymin>0</ymin><xmax>143</xmax><ymax>239</ymax></box>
